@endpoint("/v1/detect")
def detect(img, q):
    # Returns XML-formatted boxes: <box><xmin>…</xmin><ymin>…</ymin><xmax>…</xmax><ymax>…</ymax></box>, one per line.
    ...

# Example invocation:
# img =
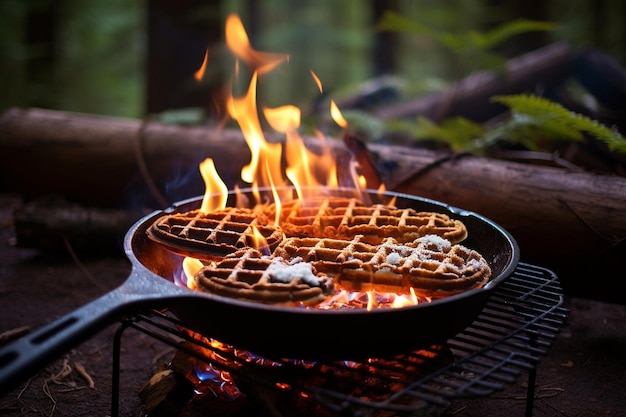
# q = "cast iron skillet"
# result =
<box><xmin>0</xmin><ymin>187</ymin><xmax>519</xmax><ymax>395</ymax></box>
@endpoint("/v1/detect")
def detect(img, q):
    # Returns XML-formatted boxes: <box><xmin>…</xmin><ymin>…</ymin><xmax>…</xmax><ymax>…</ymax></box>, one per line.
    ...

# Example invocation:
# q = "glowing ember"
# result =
<box><xmin>176</xmin><ymin>329</ymin><xmax>451</xmax><ymax>409</ymax></box>
<box><xmin>317</xmin><ymin>289</ymin><xmax>431</xmax><ymax>310</ymax></box>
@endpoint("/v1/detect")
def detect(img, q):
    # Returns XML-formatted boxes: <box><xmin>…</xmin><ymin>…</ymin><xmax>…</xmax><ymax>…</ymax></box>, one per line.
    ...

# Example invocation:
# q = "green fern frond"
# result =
<box><xmin>376</xmin><ymin>11</ymin><xmax>437</xmax><ymax>37</ymax></box>
<box><xmin>377</xmin><ymin>12</ymin><xmax>556</xmax><ymax>53</ymax></box>
<box><xmin>491</xmin><ymin>94</ymin><xmax>626</xmax><ymax>153</ymax></box>
<box><xmin>475</xmin><ymin>19</ymin><xmax>558</xmax><ymax>50</ymax></box>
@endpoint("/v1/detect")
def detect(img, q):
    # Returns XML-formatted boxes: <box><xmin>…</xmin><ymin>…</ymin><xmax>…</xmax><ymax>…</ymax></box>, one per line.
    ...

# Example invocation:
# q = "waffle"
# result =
<box><xmin>147</xmin><ymin>207</ymin><xmax>283</xmax><ymax>261</ymax></box>
<box><xmin>194</xmin><ymin>248</ymin><xmax>335</xmax><ymax>305</ymax></box>
<box><xmin>273</xmin><ymin>234</ymin><xmax>491</xmax><ymax>298</ymax></box>
<box><xmin>269</xmin><ymin>197</ymin><xmax>468</xmax><ymax>244</ymax></box>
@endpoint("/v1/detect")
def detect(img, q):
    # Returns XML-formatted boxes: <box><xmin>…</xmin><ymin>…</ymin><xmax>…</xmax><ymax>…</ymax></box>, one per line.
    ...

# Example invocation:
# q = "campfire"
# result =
<box><xmin>133</xmin><ymin>16</ymin><xmax>503</xmax><ymax>413</ymax></box>
<box><xmin>140</xmin><ymin>326</ymin><xmax>456</xmax><ymax>417</ymax></box>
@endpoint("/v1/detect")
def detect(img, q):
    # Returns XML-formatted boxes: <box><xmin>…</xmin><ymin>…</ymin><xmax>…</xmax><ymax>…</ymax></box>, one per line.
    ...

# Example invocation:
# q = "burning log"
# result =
<box><xmin>1</xmin><ymin>107</ymin><xmax>625</xmax><ymax>302</ymax></box>
<box><xmin>139</xmin><ymin>369</ymin><xmax>197</xmax><ymax>417</ymax></box>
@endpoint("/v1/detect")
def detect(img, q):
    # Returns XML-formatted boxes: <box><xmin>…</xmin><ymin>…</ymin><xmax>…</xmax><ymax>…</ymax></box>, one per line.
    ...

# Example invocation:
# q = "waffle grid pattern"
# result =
<box><xmin>276</xmin><ymin>198</ymin><xmax>468</xmax><ymax>244</ymax></box>
<box><xmin>194</xmin><ymin>248</ymin><xmax>334</xmax><ymax>305</ymax></box>
<box><xmin>147</xmin><ymin>208</ymin><xmax>282</xmax><ymax>260</ymax></box>
<box><xmin>274</xmin><ymin>235</ymin><xmax>491</xmax><ymax>297</ymax></box>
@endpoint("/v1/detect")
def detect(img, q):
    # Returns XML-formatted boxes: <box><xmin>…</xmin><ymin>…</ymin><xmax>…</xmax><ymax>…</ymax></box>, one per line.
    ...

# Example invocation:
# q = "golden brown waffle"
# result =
<box><xmin>270</xmin><ymin>197</ymin><xmax>468</xmax><ymax>244</ymax></box>
<box><xmin>194</xmin><ymin>248</ymin><xmax>335</xmax><ymax>305</ymax></box>
<box><xmin>147</xmin><ymin>207</ymin><xmax>283</xmax><ymax>261</ymax></box>
<box><xmin>273</xmin><ymin>234</ymin><xmax>491</xmax><ymax>298</ymax></box>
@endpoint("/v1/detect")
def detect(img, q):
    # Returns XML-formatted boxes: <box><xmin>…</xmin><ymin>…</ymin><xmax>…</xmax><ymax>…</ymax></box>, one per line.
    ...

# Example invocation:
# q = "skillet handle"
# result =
<box><xmin>0</xmin><ymin>287</ymin><xmax>138</xmax><ymax>396</ymax></box>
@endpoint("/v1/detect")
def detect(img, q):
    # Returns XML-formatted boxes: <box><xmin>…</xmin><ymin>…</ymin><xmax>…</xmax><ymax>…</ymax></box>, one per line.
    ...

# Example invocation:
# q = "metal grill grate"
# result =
<box><xmin>113</xmin><ymin>262</ymin><xmax>568</xmax><ymax>416</ymax></box>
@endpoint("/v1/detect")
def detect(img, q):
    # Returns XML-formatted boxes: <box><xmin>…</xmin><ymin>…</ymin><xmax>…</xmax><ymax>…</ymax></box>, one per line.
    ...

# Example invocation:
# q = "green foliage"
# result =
<box><xmin>489</xmin><ymin>94</ymin><xmax>626</xmax><ymax>153</ymax></box>
<box><xmin>339</xmin><ymin>109</ymin><xmax>387</xmax><ymax>141</ymax></box>
<box><xmin>378</xmin><ymin>11</ymin><xmax>557</xmax><ymax>52</ymax></box>
<box><xmin>387</xmin><ymin>116</ymin><xmax>485</xmax><ymax>152</ymax></box>
<box><xmin>375</xmin><ymin>11</ymin><xmax>625</xmax><ymax>158</ymax></box>
<box><xmin>377</xmin><ymin>11</ymin><xmax>557</xmax><ymax>74</ymax></box>
<box><xmin>382</xmin><ymin>94</ymin><xmax>626</xmax><ymax>157</ymax></box>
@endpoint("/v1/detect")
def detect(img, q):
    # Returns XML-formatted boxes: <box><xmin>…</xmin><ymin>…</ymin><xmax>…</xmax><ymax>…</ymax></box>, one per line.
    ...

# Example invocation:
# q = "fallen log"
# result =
<box><xmin>373</xmin><ymin>41</ymin><xmax>573</xmax><ymax>123</ymax></box>
<box><xmin>0</xmin><ymin>107</ymin><xmax>253</xmax><ymax>209</ymax></box>
<box><xmin>1</xmin><ymin>107</ymin><xmax>625</xmax><ymax>303</ymax></box>
<box><xmin>0</xmin><ymin>107</ymin><xmax>357</xmax><ymax>209</ymax></box>
<box><xmin>12</xmin><ymin>196</ymin><xmax>142</xmax><ymax>254</ymax></box>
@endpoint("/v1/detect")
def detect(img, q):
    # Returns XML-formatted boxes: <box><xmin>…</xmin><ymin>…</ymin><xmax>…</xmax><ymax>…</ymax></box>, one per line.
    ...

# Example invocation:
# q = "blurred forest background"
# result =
<box><xmin>1</xmin><ymin>0</ymin><xmax>625</xmax><ymax>120</ymax></box>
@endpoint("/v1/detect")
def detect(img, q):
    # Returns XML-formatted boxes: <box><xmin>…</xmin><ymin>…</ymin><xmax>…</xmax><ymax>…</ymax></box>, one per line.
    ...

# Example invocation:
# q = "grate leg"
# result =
<box><xmin>524</xmin><ymin>329</ymin><xmax>540</xmax><ymax>417</ymax></box>
<box><xmin>111</xmin><ymin>321</ymin><xmax>131</xmax><ymax>417</ymax></box>
<box><xmin>525</xmin><ymin>364</ymin><xmax>537</xmax><ymax>417</ymax></box>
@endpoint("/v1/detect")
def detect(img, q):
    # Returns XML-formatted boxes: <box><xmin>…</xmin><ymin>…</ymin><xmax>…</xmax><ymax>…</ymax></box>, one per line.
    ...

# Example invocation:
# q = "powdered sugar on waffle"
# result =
<box><xmin>272</xmin><ymin>233</ymin><xmax>492</xmax><ymax>297</ymax></box>
<box><xmin>266</xmin><ymin>257</ymin><xmax>326</xmax><ymax>287</ymax></box>
<box><xmin>416</xmin><ymin>234</ymin><xmax>452</xmax><ymax>252</ymax></box>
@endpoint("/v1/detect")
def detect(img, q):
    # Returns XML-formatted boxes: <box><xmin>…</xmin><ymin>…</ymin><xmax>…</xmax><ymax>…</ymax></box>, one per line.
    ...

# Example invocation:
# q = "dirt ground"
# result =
<box><xmin>0</xmin><ymin>193</ymin><xmax>625</xmax><ymax>417</ymax></box>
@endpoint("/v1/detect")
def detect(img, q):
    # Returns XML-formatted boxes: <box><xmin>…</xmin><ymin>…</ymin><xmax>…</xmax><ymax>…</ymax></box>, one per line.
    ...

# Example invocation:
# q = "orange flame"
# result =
<box><xmin>227</xmin><ymin>72</ymin><xmax>290</xmax><ymax>209</ymax></box>
<box><xmin>194</xmin><ymin>48</ymin><xmax>209</xmax><ymax>81</ymax></box>
<box><xmin>250</xmin><ymin>225</ymin><xmax>270</xmax><ymax>255</ymax></box>
<box><xmin>220</xmin><ymin>15</ymin><xmax>357</xmax><ymax>210</ymax></box>
<box><xmin>366</xmin><ymin>291</ymin><xmax>375</xmax><ymax>311</ymax></box>
<box><xmin>182</xmin><ymin>257</ymin><xmax>203</xmax><ymax>290</ymax></box>
<box><xmin>310</xmin><ymin>70</ymin><xmax>323</xmax><ymax>93</ymax></box>
<box><xmin>391</xmin><ymin>288</ymin><xmax>420</xmax><ymax>308</ymax></box>
<box><xmin>191</xmin><ymin>11</ymin><xmax>382</xmax><ymax>212</ymax></box>
<box><xmin>357</xmin><ymin>175</ymin><xmax>367</xmax><ymax>189</ymax></box>
<box><xmin>330</xmin><ymin>100</ymin><xmax>348</xmax><ymax>129</ymax></box>
<box><xmin>199</xmin><ymin>158</ymin><xmax>227</xmax><ymax>213</ymax></box>
<box><xmin>225</xmin><ymin>13</ymin><xmax>289</xmax><ymax>75</ymax></box>
<box><xmin>195</xmin><ymin>13</ymin><xmax>366</xmax><ymax>214</ymax></box>
<box><xmin>264</xmin><ymin>104</ymin><xmax>324</xmax><ymax>201</ymax></box>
